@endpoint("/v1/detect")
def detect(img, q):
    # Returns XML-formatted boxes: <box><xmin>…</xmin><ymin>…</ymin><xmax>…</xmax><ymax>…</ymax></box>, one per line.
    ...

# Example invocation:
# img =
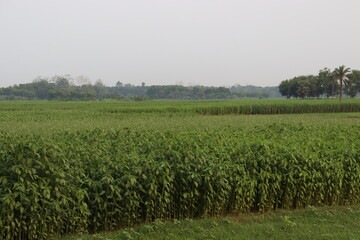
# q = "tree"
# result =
<box><xmin>116</xmin><ymin>81</ymin><xmax>123</xmax><ymax>87</ymax></box>
<box><xmin>296</xmin><ymin>80</ymin><xmax>310</xmax><ymax>99</ymax></box>
<box><xmin>51</xmin><ymin>75</ymin><xmax>72</xmax><ymax>89</ymax></box>
<box><xmin>279</xmin><ymin>75</ymin><xmax>319</xmax><ymax>99</ymax></box>
<box><xmin>32</xmin><ymin>77</ymin><xmax>53</xmax><ymax>99</ymax></box>
<box><xmin>94</xmin><ymin>79</ymin><xmax>106</xmax><ymax>99</ymax></box>
<box><xmin>345</xmin><ymin>70</ymin><xmax>360</xmax><ymax>98</ymax></box>
<box><xmin>333</xmin><ymin>65</ymin><xmax>351</xmax><ymax>102</ymax></box>
<box><xmin>318</xmin><ymin>68</ymin><xmax>337</xmax><ymax>98</ymax></box>
<box><xmin>308</xmin><ymin>75</ymin><xmax>323</xmax><ymax>98</ymax></box>
<box><xmin>278</xmin><ymin>80</ymin><xmax>292</xmax><ymax>98</ymax></box>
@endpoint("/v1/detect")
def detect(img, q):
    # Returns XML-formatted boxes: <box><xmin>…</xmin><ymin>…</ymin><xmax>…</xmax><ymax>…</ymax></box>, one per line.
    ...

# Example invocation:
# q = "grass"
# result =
<box><xmin>58</xmin><ymin>205</ymin><xmax>360</xmax><ymax>240</ymax></box>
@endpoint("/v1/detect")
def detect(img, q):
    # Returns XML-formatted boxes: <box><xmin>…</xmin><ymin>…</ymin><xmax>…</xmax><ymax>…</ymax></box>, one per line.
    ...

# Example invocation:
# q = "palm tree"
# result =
<box><xmin>333</xmin><ymin>65</ymin><xmax>351</xmax><ymax>102</ymax></box>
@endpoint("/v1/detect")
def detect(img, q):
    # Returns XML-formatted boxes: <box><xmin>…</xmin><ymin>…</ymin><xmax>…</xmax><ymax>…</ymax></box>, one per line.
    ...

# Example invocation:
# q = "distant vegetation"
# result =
<box><xmin>1</xmin><ymin>66</ymin><xmax>359</xmax><ymax>101</ymax></box>
<box><xmin>0</xmin><ymin>75</ymin><xmax>282</xmax><ymax>101</ymax></box>
<box><xmin>279</xmin><ymin>66</ymin><xmax>360</xmax><ymax>100</ymax></box>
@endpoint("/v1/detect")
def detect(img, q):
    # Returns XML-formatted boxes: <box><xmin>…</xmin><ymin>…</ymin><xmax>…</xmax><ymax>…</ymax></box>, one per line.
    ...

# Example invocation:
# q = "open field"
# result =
<box><xmin>0</xmin><ymin>99</ymin><xmax>360</xmax><ymax>239</ymax></box>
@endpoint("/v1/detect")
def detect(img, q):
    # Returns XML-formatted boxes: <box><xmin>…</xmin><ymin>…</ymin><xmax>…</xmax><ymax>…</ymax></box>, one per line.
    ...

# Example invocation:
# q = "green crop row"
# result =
<box><xmin>1</xmin><ymin>124</ymin><xmax>360</xmax><ymax>239</ymax></box>
<box><xmin>194</xmin><ymin>102</ymin><xmax>360</xmax><ymax>115</ymax></box>
<box><xmin>1</xmin><ymin>99</ymin><xmax>360</xmax><ymax>116</ymax></box>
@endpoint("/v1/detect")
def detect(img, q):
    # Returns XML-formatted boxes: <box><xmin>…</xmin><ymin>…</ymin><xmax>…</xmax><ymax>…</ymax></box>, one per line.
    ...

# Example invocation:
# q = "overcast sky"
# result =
<box><xmin>1</xmin><ymin>0</ymin><xmax>359</xmax><ymax>88</ymax></box>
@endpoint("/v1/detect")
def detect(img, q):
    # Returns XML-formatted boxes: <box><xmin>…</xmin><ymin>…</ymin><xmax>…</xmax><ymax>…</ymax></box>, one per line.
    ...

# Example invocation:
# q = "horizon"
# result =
<box><xmin>1</xmin><ymin>0</ymin><xmax>359</xmax><ymax>88</ymax></box>
<box><xmin>0</xmin><ymin>76</ymin><xmax>281</xmax><ymax>89</ymax></box>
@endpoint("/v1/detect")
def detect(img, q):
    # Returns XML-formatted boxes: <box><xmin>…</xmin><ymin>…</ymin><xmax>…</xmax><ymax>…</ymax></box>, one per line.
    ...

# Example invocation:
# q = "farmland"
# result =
<box><xmin>0</xmin><ymin>99</ymin><xmax>360</xmax><ymax>239</ymax></box>
<box><xmin>1</xmin><ymin>99</ymin><xmax>360</xmax><ymax>135</ymax></box>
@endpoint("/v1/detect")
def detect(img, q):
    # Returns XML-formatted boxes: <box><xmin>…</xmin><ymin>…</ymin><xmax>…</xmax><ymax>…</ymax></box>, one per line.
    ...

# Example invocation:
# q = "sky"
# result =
<box><xmin>0</xmin><ymin>0</ymin><xmax>359</xmax><ymax>88</ymax></box>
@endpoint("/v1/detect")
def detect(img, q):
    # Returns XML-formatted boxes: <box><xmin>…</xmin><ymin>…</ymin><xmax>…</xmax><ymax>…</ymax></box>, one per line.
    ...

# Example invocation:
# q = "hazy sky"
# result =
<box><xmin>1</xmin><ymin>0</ymin><xmax>359</xmax><ymax>87</ymax></box>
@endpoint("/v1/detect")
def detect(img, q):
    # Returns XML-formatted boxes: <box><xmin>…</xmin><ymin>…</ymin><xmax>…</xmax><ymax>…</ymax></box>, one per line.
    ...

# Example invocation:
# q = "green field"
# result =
<box><xmin>0</xmin><ymin>99</ymin><xmax>359</xmax><ymax>239</ymax></box>
<box><xmin>1</xmin><ymin>99</ymin><xmax>360</xmax><ymax>135</ymax></box>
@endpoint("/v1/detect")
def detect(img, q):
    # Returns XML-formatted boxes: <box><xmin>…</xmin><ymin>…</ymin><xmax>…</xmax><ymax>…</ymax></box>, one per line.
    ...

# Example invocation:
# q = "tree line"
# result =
<box><xmin>279</xmin><ymin>66</ymin><xmax>360</xmax><ymax>100</ymax></box>
<box><xmin>0</xmin><ymin>75</ymin><xmax>282</xmax><ymax>101</ymax></box>
<box><xmin>3</xmin><ymin>66</ymin><xmax>358</xmax><ymax>101</ymax></box>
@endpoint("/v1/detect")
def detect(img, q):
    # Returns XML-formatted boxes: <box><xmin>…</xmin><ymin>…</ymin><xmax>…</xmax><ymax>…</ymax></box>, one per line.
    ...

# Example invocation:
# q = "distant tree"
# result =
<box><xmin>296</xmin><ymin>80</ymin><xmax>310</xmax><ymax>99</ymax></box>
<box><xmin>279</xmin><ymin>75</ymin><xmax>321</xmax><ymax>99</ymax></box>
<box><xmin>345</xmin><ymin>70</ymin><xmax>360</xmax><ymax>98</ymax></box>
<box><xmin>192</xmin><ymin>86</ymin><xmax>205</xmax><ymax>99</ymax></box>
<box><xmin>32</xmin><ymin>77</ymin><xmax>53</xmax><ymax>99</ymax></box>
<box><xmin>116</xmin><ymin>81</ymin><xmax>123</xmax><ymax>87</ymax></box>
<box><xmin>52</xmin><ymin>75</ymin><xmax>72</xmax><ymax>89</ymax></box>
<box><xmin>47</xmin><ymin>75</ymin><xmax>74</xmax><ymax>100</ymax></box>
<box><xmin>333</xmin><ymin>65</ymin><xmax>351</xmax><ymax>102</ymax></box>
<box><xmin>318</xmin><ymin>68</ymin><xmax>337</xmax><ymax>98</ymax></box>
<box><xmin>351</xmin><ymin>70</ymin><xmax>360</xmax><ymax>93</ymax></box>
<box><xmin>94</xmin><ymin>79</ymin><xmax>106</xmax><ymax>99</ymax></box>
<box><xmin>308</xmin><ymin>75</ymin><xmax>323</xmax><ymax>98</ymax></box>
<box><xmin>279</xmin><ymin>80</ymin><xmax>292</xmax><ymax>98</ymax></box>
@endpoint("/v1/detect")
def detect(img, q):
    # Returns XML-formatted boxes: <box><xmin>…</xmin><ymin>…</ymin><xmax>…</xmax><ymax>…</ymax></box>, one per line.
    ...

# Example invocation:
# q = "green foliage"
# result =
<box><xmin>1</xmin><ymin>76</ymin><xmax>281</xmax><ymax>101</ymax></box>
<box><xmin>193</xmin><ymin>100</ymin><xmax>360</xmax><ymax>115</ymax></box>
<box><xmin>1</xmin><ymin>123</ymin><xmax>360</xmax><ymax>239</ymax></box>
<box><xmin>0</xmin><ymin>100</ymin><xmax>357</xmax><ymax>136</ymax></box>
<box><xmin>1</xmin><ymin>100</ymin><xmax>359</xmax><ymax>239</ymax></box>
<box><xmin>279</xmin><ymin>67</ymin><xmax>360</xmax><ymax>99</ymax></box>
<box><xmin>345</xmin><ymin>70</ymin><xmax>360</xmax><ymax>98</ymax></box>
<box><xmin>333</xmin><ymin>65</ymin><xmax>352</xmax><ymax>102</ymax></box>
<box><xmin>146</xmin><ymin>85</ymin><xmax>232</xmax><ymax>100</ymax></box>
<box><xmin>0</xmin><ymin>133</ymin><xmax>89</xmax><ymax>240</ymax></box>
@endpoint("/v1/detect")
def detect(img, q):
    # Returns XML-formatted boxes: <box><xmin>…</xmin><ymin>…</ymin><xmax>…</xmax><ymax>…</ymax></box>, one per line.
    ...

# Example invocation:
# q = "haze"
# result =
<box><xmin>1</xmin><ymin>0</ymin><xmax>359</xmax><ymax>88</ymax></box>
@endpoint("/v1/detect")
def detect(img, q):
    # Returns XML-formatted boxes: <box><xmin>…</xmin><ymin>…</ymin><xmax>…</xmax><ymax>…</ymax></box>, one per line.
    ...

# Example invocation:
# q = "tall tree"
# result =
<box><xmin>333</xmin><ymin>65</ymin><xmax>351</xmax><ymax>102</ymax></box>
<box><xmin>318</xmin><ymin>68</ymin><xmax>337</xmax><ymax>98</ymax></box>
